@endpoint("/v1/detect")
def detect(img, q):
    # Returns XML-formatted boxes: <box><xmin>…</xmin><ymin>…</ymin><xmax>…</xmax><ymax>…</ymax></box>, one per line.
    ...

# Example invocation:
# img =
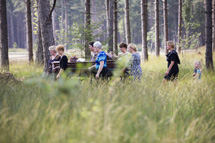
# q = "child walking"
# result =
<box><xmin>193</xmin><ymin>61</ymin><xmax>201</xmax><ymax>80</ymax></box>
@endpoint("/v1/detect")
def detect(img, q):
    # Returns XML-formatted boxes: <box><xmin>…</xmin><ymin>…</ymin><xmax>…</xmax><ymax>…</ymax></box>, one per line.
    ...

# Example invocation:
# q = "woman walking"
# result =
<box><xmin>128</xmin><ymin>43</ymin><xmax>142</xmax><ymax>80</ymax></box>
<box><xmin>163</xmin><ymin>41</ymin><xmax>180</xmax><ymax>82</ymax></box>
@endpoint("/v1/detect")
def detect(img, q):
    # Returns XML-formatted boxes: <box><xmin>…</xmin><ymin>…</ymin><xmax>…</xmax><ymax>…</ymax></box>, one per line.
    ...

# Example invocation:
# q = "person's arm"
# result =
<box><xmin>57</xmin><ymin>69</ymin><xmax>63</xmax><ymax>79</ymax></box>
<box><xmin>165</xmin><ymin>61</ymin><xmax>175</xmax><ymax>76</ymax></box>
<box><xmin>88</xmin><ymin>65</ymin><xmax>95</xmax><ymax>70</ymax></box>
<box><xmin>96</xmin><ymin>61</ymin><xmax>104</xmax><ymax>79</ymax></box>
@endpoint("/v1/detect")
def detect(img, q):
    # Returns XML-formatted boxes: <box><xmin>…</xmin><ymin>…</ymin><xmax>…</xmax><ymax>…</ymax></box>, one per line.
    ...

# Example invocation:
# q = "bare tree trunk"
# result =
<box><xmin>213</xmin><ymin>0</ymin><xmax>215</xmax><ymax>51</ymax></box>
<box><xmin>178</xmin><ymin>0</ymin><xmax>182</xmax><ymax>53</ymax></box>
<box><xmin>113</xmin><ymin>0</ymin><xmax>118</xmax><ymax>55</ymax></box>
<box><xmin>85</xmin><ymin>0</ymin><xmax>92</xmax><ymax>60</ymax></box>
<box><xmin>174</xmin><ymin>10</ymin><xmax>178</xmax><ymax>43</ymax></box>
<box><xmin>155</xmin><ymin>0</ymin><xmax>160</xmax><ymax>57</ymax></box>
<box><xmin>123</xmin><ymin>13</ymin><xmax>126</xmax><ymax>42</ymax></box>
<box><xmin>36</xmin><ymin>0</ymin><xmax>43</xmax><ymax>65</ymax></box>
<box><xmin>106</xmin><ymin>0</ymin><xmax>109</xmax><ymax>37</ymax></box>
<box><xmin>36</xmin><ymin>22</ymin><xmax>44</xmax><ymax>65</ymax></box>
<box><xmin>150</xmin><ymin>0</ymin><xmax>153</xmax><ymax>28</ymax></box>
<box><xmin>141</xmin><ymin>0</ymin><xmax>148</xmax><ymax>61</ymax></box>
<box><xmin>0</xmin><ymin>0</ymin><xmax>9</xmax><ymax>71</ymax></box>
<box><xmin>38</xmin><ymin>0</ymin><xmax>56</xmax><ymax>72</ymax></box>
<box><xmin>9</xmin><ymin>0</ymin><xmax>15</xmax><ymax>48</ymax></box>
<box><xmin>108</xmin><ymin>0</ymin><xmax>114</xmax><ymax>51</ymax></box>
<box><xmin>26</xmin><ymin>0</ymin><xmax>33</xmax><ymax>62</ymax></box>
<box><xmin>163</xmin><ymin>0</ymin><xmax>168</xmax><ymax>55</ymax></box>
<box><xmin>52</xmin><ymin>0</ymin><xmax>56</xmax><ymax>42</ymax></box>
<box><xmin>64</xmin><ymin>0</ymin><xmax>68</xmax><ymax>49</ymax></box>
<box><xmin>205</xmin><ymin>0</ymin><xmax>214</xmax><ymax>69</ymax></box>
<box><xmin>125</xmin><ymin>0</ymin><xmax>131</xmax><ymax>44</ymax></box>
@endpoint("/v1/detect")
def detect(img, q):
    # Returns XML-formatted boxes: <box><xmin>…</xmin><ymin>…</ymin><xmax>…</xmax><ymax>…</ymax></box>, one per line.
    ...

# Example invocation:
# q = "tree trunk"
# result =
<box><xmin>64</xmin><ymin>0</ymin><xmax>68</xmax><ymax>49</ymax></box>
<box><xmin>163</xmin><ymin>0</ymin><xmax>168</xmax><ymax>55</ymax></box>
<box><xmin>106</xmin><ymin>0</ymin><xmax>109</xmax><ymax>36</ymax></box>
<box><xmin>0</xmin><ymin>0</ymin><xmax>9</xmax><ymax>71</ymax></box>
<box><xmin>9</xmin><ymin>0</ymin><xmax>15</xmax><ymax>48</ymax></box>
<box><xmin>108</xmin><ymin>0</ymin><xmax>114</xmax><ymax>51</ymax></box>
<box><xmin>26</xmin><ymin>0</ymin><xmax>33</xmax><ymax>62</ymax></box>
<box><xmin>125</xmin><ymin>0</ymin><xmax>131</xmax><ymax>44</ymax></box>
<box><xmin>150</xmin><ymin>0</ymin><xmax>153</xmax><ymax>28</ymax></box>
<box><xmin>38</xmin><ymin>0</ymin><xmax>55</xmax><ymax>72</ymax></box>
<box><xmin>178</xmin><ymin>0</ymin><xmax>182</xmax><ymax>53</ymax></box>
<box><xmin>205</xmin><ymin>0</ymin><xmax>214</xmax><ymax>69</ymax></box>
<box><xmin>213</xmin><ymin>0</ymin><xmax>215</xmax><ymax>51</ymax></box>
<box><xmin>85</xmin><ymin>0</ymin><xmax>92</xmax><ymax>60</ymax></box>
<box><xmin>36</xmin><ymin>22</ymin><xmax>44</xmax><ymax>65</ymax></box>
<box><xmin>36</xmin><ymin>0</ymin><xmax>44</xmax><ymax>65</ymax></box>
<box><xmin>141</xmin><ymin>0</ymin><xmax>148</xmax><ymax>61</ymax></box>
<box><xmin>155</xmin><ymin>0</ymin><xmax>160</xmax><ymax>57</ymax></box>
<box><xmin>113</xmin><ymin>0</ymin><xmax>118</xmax><ymax>55</ymax></box>
<box><xmin>52</xmin><ymin>0</ymin><xmax>56</xmax><ymax>42</ymax></box>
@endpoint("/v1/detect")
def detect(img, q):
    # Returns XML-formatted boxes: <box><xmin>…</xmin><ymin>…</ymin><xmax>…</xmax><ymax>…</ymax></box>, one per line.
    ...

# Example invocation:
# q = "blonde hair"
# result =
<box><xmin>56</xmin><ymin>45</ymin><xmax>65</xmax><ymax>52</ymax></box>
<box><xmin>49</xmin><ymin>46</ymin><xmax>56</xmax><ymax>52</ymax></box>
<box><xmin>194</xmin><ymin>60</ymin><xmax>201</xmax><ymax>69</ymax></box>
<box><xmin>128</xmin><ymin>43</ymin><xmax>137</xmax><ymax>52</ymax></box>
<box><xmin>167</xmin><ymin>41</ymin><xmax>175</xmax><ymax>49</ymax></box>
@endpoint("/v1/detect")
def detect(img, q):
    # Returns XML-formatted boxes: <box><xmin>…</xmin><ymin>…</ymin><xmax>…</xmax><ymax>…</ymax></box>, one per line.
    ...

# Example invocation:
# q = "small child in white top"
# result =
<box><xmin>193</xmin><ymin>61</ymin><xmax>201</xmax><ymax>80</ymax></box>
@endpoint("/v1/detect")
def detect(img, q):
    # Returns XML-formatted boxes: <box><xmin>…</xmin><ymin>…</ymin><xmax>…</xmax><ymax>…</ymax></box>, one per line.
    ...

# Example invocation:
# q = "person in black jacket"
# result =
<box><xmin>56</xmin><ymin>45</ymin><xmax>68</xmax><ymax>79</ymax></box>
<box><xmin>163</xmin><ymin>41</ymin><xmax>180</xmax><ymax>82</ymax></box>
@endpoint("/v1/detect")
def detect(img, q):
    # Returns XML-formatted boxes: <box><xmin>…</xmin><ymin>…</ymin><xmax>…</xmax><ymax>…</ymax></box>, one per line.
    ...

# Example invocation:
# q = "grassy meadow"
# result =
<box><xmin>1</xmin><ymin>50</ymin><xmax>215</xmax><ymax>143</ymax></box>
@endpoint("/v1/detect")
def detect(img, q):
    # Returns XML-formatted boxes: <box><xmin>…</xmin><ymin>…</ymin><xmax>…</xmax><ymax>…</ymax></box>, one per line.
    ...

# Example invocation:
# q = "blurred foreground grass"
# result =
<box><xmin>1</xmin><ymin>52</ymin><xmax>215</xmax><ymax>143</ymax></box>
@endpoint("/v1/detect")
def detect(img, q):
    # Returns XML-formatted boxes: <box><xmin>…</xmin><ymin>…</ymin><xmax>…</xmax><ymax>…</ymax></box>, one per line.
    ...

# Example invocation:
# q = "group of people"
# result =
<box><xmin>88</xmin><ymin>41</ymin><xmax>143</xmax><ymax>80</ymax></box>
<box><xmin>48</xmin><ymin>40</ymin><xmax>202</xmax><ymax>81</ymax></box>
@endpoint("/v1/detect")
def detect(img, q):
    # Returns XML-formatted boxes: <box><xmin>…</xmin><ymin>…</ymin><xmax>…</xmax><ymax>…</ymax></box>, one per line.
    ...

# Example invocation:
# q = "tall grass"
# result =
<box><xmin>0</xmin><ymin>53</ymin><xmax>215</xmax><ymax>143</ymax></box>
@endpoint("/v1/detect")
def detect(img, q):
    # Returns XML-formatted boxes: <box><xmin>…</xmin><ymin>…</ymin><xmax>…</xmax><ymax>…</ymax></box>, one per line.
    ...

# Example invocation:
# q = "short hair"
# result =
<box><xmin>89</xmin><ymin>41</ymin><xmax>95</xmax><ymax>47</ymax></box>
<box><xmin>167</xmin><ymin>41</ymin><xmax>175</xmax><ymax>49</ymax></box>
<box><xmin>93</xmin><ymin>41</ymin><xmax>102</xmax><ymax>49</ymax></box>
<box><xmin>56</xmin><ymin>45</ymin><xmax>65</xmax><ymax>52</ymax></box>
<box><xmin>49</xmin><ymin>46</ymin><xmax>57</xmax><ymax>53</ymax></box>
<box><xmin>119</xmin><ymin>43</ymin><xmax>128</xmax><ymax>49</ymax></box>
<box><xmin>128</xmin><ymin>43</ymin><xmax>137</xmax><ymax>52</ymax></box>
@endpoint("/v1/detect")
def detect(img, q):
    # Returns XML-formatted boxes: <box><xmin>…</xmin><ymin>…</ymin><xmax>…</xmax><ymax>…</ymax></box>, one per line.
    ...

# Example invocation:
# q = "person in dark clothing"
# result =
<box><xmin>48</xmin><ymin>46</ymin><xmax>61</xmax><ymax>74</ymax></box>
<box><xmin>163</xmin><ymin>41</ymin><xmax>180</xmax><ymax>82</ymax></box>
<box><xmin>56</xmin><ymin>45</ymin><xmax>68</xmax><ymax>79</ymax></box>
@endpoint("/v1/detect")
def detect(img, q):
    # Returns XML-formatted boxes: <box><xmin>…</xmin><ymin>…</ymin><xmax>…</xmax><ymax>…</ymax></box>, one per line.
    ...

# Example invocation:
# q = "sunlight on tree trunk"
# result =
<box><xmin>26</xmin><ymin>0</ymin><xmax>33</xmax><ymax>63</ymax></box>
<box><xmin>178</xmin><ymin>0</ymin><xmax>182</xmax><ymax>53</ymax></box>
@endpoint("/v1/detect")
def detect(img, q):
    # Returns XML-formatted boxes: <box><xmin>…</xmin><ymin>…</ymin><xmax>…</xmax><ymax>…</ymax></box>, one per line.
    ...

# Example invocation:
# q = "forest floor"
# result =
<box><xmin>1</xmin><ymin>46</ymin><xmax>215</xmax><ymax>143</ymax></box>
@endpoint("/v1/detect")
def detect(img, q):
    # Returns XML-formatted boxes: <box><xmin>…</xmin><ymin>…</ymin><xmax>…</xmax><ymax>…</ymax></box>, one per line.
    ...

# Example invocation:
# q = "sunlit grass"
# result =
<box><xmin>1</xmin><ymin>51</ymin><xmax>215</xmax><ymax>143</ymax></box>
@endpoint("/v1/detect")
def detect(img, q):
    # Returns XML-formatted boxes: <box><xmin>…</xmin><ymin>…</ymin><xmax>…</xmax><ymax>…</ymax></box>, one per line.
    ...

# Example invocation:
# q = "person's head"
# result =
<box><xmin>119</xmin><ymin>43</ymin><xmax>128</xmax><ymax>53</ymax></box>
<box><xmin>194</xmin><ymin>61</ymin><xmax>201</xmax><ymax>69</ymax></box>
<box><xmin>93</xmin><ymin>41</ymin><xmax>102</xmax><ymax>52</ymax></box>
<box><xmin>128</xmin><ymin>43</ymin><xmax>137</xmax><ymax>53</ymax></box>
<box><xmin>49</xmin><ymin>46</ymin><xmax>57</xmax><ymax>56</ymax></box>
<box><xmin>56</xmin><ymin>45</ymin><xmax>65</xmax><ymax>56</ymax></box>
<box><xmin>89</xmin><ymin>41</ymin><xmax>95</xmax><ymax>52</ymax></box>
<box><xmin>167</xmin><ymin>41</ymin><xmax>175</xmax><ymax>51</ymax></box>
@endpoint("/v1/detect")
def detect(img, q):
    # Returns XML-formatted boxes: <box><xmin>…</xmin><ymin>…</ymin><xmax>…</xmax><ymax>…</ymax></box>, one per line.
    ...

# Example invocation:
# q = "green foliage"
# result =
<box><xmin>180</xmin><ymin>0</ymin><xmax>202</xmax><ymax>49</ymax></box>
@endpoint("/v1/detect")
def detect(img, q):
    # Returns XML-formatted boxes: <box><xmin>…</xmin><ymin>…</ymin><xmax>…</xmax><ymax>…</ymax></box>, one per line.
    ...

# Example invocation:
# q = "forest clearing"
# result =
<box><xmin>1</xmin><ymin>0</ymin><xmax>215</xmax><ymax>143</ymax></box>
